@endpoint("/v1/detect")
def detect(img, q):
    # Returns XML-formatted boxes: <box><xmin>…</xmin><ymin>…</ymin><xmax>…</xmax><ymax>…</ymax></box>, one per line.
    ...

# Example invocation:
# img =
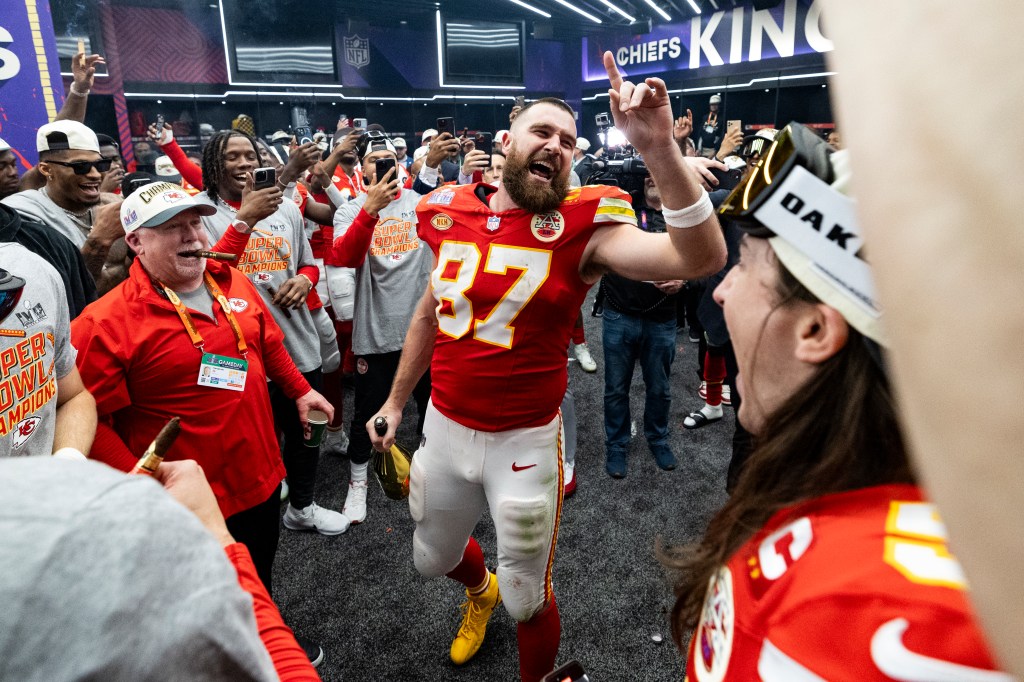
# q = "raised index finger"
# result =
<box><xmin>603</xmin><ymin>51</ymin><xmax>623</xmax><ymax>91</ymax></box>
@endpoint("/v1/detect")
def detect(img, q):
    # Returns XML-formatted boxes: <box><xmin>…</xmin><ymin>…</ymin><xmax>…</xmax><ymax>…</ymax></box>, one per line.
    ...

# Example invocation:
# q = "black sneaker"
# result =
<box><xmin>295</xmin><ymin>635</ymin><xmax>325</xmax><ymax>668</ymax></box>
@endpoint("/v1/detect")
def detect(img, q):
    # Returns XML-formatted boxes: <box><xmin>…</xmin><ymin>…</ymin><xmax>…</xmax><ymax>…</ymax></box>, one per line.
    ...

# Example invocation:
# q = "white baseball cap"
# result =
<box><xmin>422</xmin><ymin>128</ymin><xmax>438</xmax><ymax>143</ymax></box>
<box><xmin>710</xmin><ymin>94</ymin><xmax>722</xmax><ymax>104</ymax></box>
<box><xmin>154</xmin><ymin>155</ymin><xmax>182</xmax><ymax>182</ymax></box>
<box><xmin>392</xmin><ymin>137</ymin><xmax>407</xmax><ymax>148</ymax></box>
<box><xmin>120</xmin><ymin>182</ymin><xmax>215</xmax><ymax>233</ymax></box>
<box><xmin>575</xmin><ymin>137</ymin><xmax>591</xmax><ymax>152</ymax></box>
<box><xmin>0</xmin><ymin>137</ymin><xmax>9</xmax><ymax>152</ymax></box>
<box><xmin>37</xmin><ymin>120</ymin><xmax>99</xmax><ymax>153</ymax></box>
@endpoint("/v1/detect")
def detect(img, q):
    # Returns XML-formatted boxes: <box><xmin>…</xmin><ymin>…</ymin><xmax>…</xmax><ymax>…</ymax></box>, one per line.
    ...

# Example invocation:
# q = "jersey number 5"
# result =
<box><xmin>432</xmin><ymin>241</ymin><xmax>552</xmax><ymax>349</ymax></box>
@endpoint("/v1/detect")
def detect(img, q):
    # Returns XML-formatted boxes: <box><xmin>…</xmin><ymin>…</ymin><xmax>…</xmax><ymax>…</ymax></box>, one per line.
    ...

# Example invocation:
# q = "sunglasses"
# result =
<box><xmin>718</xmin><ymin>123</ymin><xmax>833</xmax><ymax>235</ymax></box>
<box><xmin>45</xmin><ymin>158</ymin><xmax>113</xmax><ymax>175</ymax></box>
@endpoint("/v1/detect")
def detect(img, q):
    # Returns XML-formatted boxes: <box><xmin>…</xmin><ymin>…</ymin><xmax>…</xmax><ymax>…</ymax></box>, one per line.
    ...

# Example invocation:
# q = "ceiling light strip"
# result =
<box><xmin>582</xmin><ymin>71</ymin><xmax>838</xmax><ymax>99</ymax></box>
<box><xmin>597</xmin><ymin>0</ymin><xmax>636</xmax><ymax>22</ymax></box>
<box><xmin>508</xmin><ymin>0</ymin><xmax>553</xmax><ymax>17</ymax></box>
<box><xmin>646</xmin><ymin>0</ymin><xmax>672</xmax><ymax>20</ymax></box>
<box><xmin>123</xmin><ymin>90</ymin><xmax>526</xmax><ymax>102</ymax></box>
<box><xmin>549</xmin><ymin>0</ymin><xmax>603</xmax><ymax>24</ymax></box>
<box><xmin>685</xmin><ymin>0</ymin><xmax>701</xmax><ymax>14</ymax></box>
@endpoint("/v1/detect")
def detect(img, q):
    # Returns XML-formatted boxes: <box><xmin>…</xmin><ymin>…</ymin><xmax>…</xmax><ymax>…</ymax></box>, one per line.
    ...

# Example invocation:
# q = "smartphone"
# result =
<box><xmin>542</xmin><ymin>660</ymin><xmax>589</xmax><ymax>682</ymax></box>
<box><xmin>353</xmin><ymin>117</ymin><xmax>368</xmax><ymax>130</ymax></box>
<box><xmin>156</xmin><ymin>113</ymin><xmax>165</xmax><ymax>131</ymax></box>
<box><xmin>122</xmin><ymin>172</ymin><xmax>153</xmax><ymax>197</ymax></box>
<box><xmin>727</xmin><ymin>119</ymin><xmax>742</xmax><ymax>133</ymax></box>
<box><xmin>294</xmin><ymin>126</ymin><xmax>313</xmax><ymax>145</ymax></box>
<box><xmin>514</xmin><ymin>95</ymin><xmax>525</xmax><ymax>108</ymax></box>
<box><xmin>475</xmin><ymin>132</ymin><xmax>493</xmax><ymax>166</ymax></box>
<box><xmin>253</xmin><ymin>167</ymin><xmax>276</xmax><ymax>190</ymax></box>
<box><xmin>436</xmin><ymin>117</ymin><xmax>455</xmax><ymax>137</ymax></box>
<box><xmin>374</xmin><ymin>157</ymin><xmax>397</xmax><ymax>183</ymax></box>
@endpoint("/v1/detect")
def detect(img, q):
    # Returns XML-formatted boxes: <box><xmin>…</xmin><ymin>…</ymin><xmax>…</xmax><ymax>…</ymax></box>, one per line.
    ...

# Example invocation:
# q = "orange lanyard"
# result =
<box><xmin>158</xmin><ymin>271</ymin><xmax>249</xmax><ymax>357</ymax></box>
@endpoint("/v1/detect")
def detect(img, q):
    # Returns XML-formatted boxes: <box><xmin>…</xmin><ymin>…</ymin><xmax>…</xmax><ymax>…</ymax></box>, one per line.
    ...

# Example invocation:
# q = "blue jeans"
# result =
<box><xmin>602</xmin><ymin>308</ymin><xmax>677</xmax><ymax>457</ymax></box>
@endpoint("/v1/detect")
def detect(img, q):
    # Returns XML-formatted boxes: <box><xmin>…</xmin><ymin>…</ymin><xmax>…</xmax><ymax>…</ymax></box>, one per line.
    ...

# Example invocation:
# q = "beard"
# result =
<box><xmin>502</xmin><ymin>144</ymin><xmax>570</xmax><ymax>214</ymax></box>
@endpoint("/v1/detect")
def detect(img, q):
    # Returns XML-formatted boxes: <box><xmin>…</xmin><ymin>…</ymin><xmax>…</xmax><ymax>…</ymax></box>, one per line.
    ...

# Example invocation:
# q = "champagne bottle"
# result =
<box><xmin>372</xmin><ymin>416</ymin><xmax>413</xmax><ymax>500</ymax></box>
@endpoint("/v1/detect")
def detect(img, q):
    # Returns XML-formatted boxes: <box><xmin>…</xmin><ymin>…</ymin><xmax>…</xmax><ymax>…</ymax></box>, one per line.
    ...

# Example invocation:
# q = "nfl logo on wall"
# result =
<box><xmin>344</xmin><ymin>35</ymin><xmax>370</xmax><ymax>69</ymax></box>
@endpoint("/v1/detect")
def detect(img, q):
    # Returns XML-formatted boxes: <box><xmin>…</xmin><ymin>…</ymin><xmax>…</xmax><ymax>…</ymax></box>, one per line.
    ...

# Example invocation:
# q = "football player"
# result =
<box><xmin>670</xmin><ymin>123</ymin><xmax>1009</xmax><ymax>679</ymax></box>
<box><xmin>368</xmin><ymin>53</ymin><xmax>727</xmax><ymax>682</ymax></box>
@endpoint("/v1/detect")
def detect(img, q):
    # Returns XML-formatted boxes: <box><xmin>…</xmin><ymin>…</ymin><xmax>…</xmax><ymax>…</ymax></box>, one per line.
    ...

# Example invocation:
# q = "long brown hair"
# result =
<box><xmin>666</xmin><ymin>250</ymin><xmax>914</xmax><ymax>647</ymax></box>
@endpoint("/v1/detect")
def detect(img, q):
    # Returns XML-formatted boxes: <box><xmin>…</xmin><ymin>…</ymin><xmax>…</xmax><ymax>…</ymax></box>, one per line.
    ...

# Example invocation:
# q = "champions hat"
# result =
<box><xmin>153</xmin><ymin>155</ymin><xmax>182</xmax><ymax>183</ymax></box>
<box><xmin>361</xmin><ymin>135</ymin><xmax>397</xmax><ymax>160</ymax></box>
<box><xmin>421</xmin><ymin>128</ymin><xmax>438</xmax><ymax>143</ymax></box>
<box><xmin>576</xmin><ymin>137</ymin><xmax>591</xmax><ymax>152</ymax></box>
<box><xmin>37</xmin><ymin>121</ymin><xmax>99</xmax><ymax>154</ymax></box>
<box><xmin>120</xmin><ymin>182</ymin><xmax>216</xmax><ymax>233</ymax></box>
<box><xmin>392</xmin><ymin>137</ymin><xmax>407</xmax><ymax>149</ymax></box>
<box><xmin>719</xmin><ymin>122</ymin><xmax>884</xmax><ymax>346</ymax></box>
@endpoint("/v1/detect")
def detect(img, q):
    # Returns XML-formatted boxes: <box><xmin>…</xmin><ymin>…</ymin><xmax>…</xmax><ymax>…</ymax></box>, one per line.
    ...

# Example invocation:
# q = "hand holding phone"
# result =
<box><xmin>253</xmin><ymin>167</ymin><xmax>277</xmax><ymax>191</ymax></box>
<box><xmin>374</xmin><ymin>157</ymin><xmax>397</xmax><ymax>183</ymax></box>
<box><xmin>475</xmin><ymin>133</ymin><xmax>493</xmax><ymax>166</ymax></box>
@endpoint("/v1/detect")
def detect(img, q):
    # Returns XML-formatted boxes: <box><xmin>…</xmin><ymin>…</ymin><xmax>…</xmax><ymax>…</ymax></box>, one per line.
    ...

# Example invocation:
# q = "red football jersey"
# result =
<box><xmin>417</xmin><ymin>183</ymin><xmax>636</xmax><ymax>431</ymax></box>
<box><xmin>686</xmin><ymin>484</ymin><xmax>1008</xmax><ymax>682</ymax></box>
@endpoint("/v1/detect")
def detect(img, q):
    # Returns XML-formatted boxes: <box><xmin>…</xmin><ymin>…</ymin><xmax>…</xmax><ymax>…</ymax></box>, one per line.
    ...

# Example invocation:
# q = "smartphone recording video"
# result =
<box><xmin>253</xmin><ymin>167</ymin><xmax>277</xmax><ymax>190</ymax></box>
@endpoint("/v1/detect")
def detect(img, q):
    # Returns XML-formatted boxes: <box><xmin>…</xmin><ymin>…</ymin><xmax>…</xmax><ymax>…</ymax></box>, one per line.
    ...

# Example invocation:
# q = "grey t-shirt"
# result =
<box><xmin>197</xmin><ymin>195</ymin><xmax>321</xmax><ymax>373</ymax></box>
<box><xmin>0</xmin><ymin>457</ymin><xmax>278</xmax><ymax>681</ymax></box>
<box><xmin>2</xmin><ymin>189</ymin><xmax>90</xmax><ymax>247</ymax></box>
<box><xmin>330</xmin><ymin>191</ymin><xmax>432</xmax><ymax>355</ymax></box>
<box><xmin>0</xmin><ymin>243</ymin><xmax>76</xmax><ymax>457</ymax></box>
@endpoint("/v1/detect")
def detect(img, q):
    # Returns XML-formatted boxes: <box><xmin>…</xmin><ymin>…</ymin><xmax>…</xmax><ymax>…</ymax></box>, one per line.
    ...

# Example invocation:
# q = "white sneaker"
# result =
<box><xmin>321</xmin><ymin>427</ymin><xmax>350</xmax><ymax>456</ymax></box>
<box><xmin>280</xmin><ymin>479</ymin><xmax>289</xmax><ymax>502</ymax></box>
<box><xmin>283</xmin><ymin>502</ymin><xmax>350</xmax><ymax>535</ymax></box>
<box><xmin>574</xmin><ymin>343</ymin><xmax>597</xmax><ymax>372</ymax></box>
<box><xmin>343</xmin><ymin>480</ymin><xmax>369</xmax><ymax>524</ymax></box>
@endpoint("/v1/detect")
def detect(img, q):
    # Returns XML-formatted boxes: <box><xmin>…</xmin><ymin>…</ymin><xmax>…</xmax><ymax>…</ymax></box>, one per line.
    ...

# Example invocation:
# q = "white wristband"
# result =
<box><xmin>52</xmin><ymin>447</ymin><xmax>86</xmax><ymax>461</ymax></box>
<box><xmin>662</xmin><ymin>190</ymin><xmax>714</xmax><ymax>229</ymax></box>
<box><xmin>69</xmin><ymin>84</ymin><xmax>90</xmax><ymax>97</ymax></box>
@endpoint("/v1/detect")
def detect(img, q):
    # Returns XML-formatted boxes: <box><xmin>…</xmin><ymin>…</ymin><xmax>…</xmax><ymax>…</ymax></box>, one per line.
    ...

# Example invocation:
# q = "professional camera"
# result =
<box><xmin>588</xmin><ymin>111</ymin><xmax>648</xmax><ymax>205</ymax></box>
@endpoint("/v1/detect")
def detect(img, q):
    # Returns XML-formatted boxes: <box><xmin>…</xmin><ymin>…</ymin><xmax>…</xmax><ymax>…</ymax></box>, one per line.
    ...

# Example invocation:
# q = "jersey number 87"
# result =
<box><xmin>432</xmin><ymin>241</ymin><xmax>552</xmax><ymax>349</ymax></box>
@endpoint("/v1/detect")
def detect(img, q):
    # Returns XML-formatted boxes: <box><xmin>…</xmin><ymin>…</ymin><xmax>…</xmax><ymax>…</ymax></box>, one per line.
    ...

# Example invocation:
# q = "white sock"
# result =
<box><xmin>700</xmin><ymin>403</ymin><xmax>724</xmax><ymax>419</ymax></box>
<box><xmin>351</xmin><ymin>461</ymin><xmax>369</xmax><ymax>483</ymax></box>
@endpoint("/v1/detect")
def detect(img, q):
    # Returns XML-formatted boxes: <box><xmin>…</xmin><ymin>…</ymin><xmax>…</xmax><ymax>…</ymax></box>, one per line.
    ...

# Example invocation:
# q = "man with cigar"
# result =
<box><xmin>370</xmin><ymin>55</ymin><xmax>726</xmax><ymax>681</ymax></box>
<box><xmin>71</xmin><ymin>181</ymin><xmax>332</xmax><ymax>610</ymax></box>
<box><xmin>196</xmin><ymin>130</ymin><xmax>348</xmax><ymax>537</ymax></box>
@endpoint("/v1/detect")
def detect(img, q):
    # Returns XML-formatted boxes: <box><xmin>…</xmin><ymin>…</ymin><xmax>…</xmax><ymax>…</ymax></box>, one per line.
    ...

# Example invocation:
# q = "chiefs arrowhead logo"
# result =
<box><xmin>531</xmin><ymin>211</ymin><xmax>564</xmax><ymax>243</ymax></box>
<box><xmin>12</xmin><ymin>416</ymin><xmax>41</xmax><ymax>450</ymax></box>
<box><xmin>228</xmin><ymin>297</ymin><xmax>249</xmax><ymax>313</ymax></box>
<box><xmin>431</xmin><ymin>213</ymin><xmax>454</xmax><ymax>231</ymax></box>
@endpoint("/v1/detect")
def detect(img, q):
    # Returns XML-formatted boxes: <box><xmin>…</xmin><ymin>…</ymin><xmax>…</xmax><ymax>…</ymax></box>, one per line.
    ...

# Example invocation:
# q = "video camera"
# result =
<box><xmin>587</xmin><ymin>112</ymin><xmax>648</xmax><ymax>206</ymax></box>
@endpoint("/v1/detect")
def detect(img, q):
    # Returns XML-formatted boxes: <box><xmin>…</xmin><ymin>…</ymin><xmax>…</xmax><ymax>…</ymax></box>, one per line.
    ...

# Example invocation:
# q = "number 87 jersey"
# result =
<box><xmin>416</xmin><ymin>183</ymin><xmax>636</xmax><ymax>432</ymax></box>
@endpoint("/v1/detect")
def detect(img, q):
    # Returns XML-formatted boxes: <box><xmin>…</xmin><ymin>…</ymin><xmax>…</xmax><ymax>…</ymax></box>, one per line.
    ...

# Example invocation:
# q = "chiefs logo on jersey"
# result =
<box><xmin>530</xmin><ymin>211</ymin><xmax>564</xmax><ymax>243</ymax></box>
<box><xmin>12</xmin><ymin>416</ymin><xmax>42</xmax><ymax>450</ymax></box>
<box><xmin>431</xmin><ymin>213</ymin><xmax>454</xmax><ymax>231</ymax></box>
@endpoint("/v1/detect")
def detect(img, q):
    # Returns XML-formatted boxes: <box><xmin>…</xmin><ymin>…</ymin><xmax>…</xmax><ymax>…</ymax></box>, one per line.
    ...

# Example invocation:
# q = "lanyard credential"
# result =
<box><xmin>159</xmin><ymin>271</ymin><xmax>249</xmax><ymax>357</ymax></box>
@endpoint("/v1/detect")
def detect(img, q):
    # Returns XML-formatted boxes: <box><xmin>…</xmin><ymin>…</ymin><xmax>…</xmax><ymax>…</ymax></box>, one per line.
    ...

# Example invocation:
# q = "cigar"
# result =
<box><xmin>183</xmin><ymin>249</ymin><xmax>236</xmax><ymax>261</ymax></box>
<box><xmin>77</xmin><ymin>39</ymin><xmax>85</xmax><ymax>68</ymax></box>
<box><xmin>265</xmin><ymin>286</ymin><xmax>293</xmax><ymax>319</ymax></box>
<box><xmin>130</xmin><ymin>417</ymin><xmax>181</xmax><ymax>477</ymax></box>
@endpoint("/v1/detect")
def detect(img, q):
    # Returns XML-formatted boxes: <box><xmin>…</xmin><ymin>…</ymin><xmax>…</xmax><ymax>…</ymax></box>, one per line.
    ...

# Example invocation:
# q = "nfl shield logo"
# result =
<box><xmin>344</xmin><ymin>35</ymin><xmax>370</xmax><ymax>69</ymax></box>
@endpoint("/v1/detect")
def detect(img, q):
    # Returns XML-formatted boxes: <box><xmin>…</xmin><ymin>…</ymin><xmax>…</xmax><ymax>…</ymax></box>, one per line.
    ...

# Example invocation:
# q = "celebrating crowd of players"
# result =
<box><xmin>0</xmin><ymin>40</ymin><xmax>1016</xmax><ymax>682</ymax></box>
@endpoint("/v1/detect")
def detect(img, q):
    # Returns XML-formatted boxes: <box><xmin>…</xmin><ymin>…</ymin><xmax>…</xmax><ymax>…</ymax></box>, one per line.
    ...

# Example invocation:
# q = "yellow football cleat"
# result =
<box><xmin>449</xmin><ymin>572</ymin><xmax>502</xmax><ymax>665</ymax></box>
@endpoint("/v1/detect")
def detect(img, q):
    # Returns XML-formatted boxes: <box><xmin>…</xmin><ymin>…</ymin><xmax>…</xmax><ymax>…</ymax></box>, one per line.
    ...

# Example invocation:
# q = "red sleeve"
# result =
<box><xmin>91</xmin><ymin>419</ymin><xmax>137</xmax><ymax>471</ymax></box>
<box><xmin>297</xmin><ymin>264</ymin><xmax>319</xmax><ymax>286</ymax></box>
<box><xmin>224</xmin><ymin>543</ymin><xmax>321</xmax><ymax>681</ymax></box>
<box><xmin>160</xmin><ymin>138</ymin><xmax>204</xmax><ymax>190</ymax></box>
<box><xmin>259</xmin><ymin>296</ymin><xmax>312</xmax><ymax>400</ymax></box>
<box><xmin>211</xmin><ymin>222</ymin><xmax>251</xmax><ymax>260</ymax></box>
<box><xmin>323</xmin><ymin>207</ymin><xmax>376</xmax><ymax>268</ymax></box>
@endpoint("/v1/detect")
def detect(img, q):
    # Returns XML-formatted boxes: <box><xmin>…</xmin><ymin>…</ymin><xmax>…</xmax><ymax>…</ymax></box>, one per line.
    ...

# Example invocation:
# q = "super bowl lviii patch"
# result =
<box><xmin>427</xmin><ymin>189</ymin><xmax>456</xmax><ymax>206</ymax></box>
<box><xmin>531</xmin><ymin>211</ymin><xmax>564</xmax><ymax>243</ymax></box>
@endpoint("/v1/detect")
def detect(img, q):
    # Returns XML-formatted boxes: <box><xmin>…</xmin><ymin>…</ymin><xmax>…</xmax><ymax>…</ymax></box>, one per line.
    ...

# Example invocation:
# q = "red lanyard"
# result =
<box><xmin>158</xmin><ymin>271</ymin><xmax>249</xmax><ymax>357</ymax></box>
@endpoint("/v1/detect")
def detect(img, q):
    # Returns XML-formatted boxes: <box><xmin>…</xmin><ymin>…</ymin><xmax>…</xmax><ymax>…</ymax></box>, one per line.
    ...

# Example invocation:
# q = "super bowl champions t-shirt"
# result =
<box><xmin>0</xmin><ymin>243</ymin><xmax>76</xmax><ymax>457</ymax></box>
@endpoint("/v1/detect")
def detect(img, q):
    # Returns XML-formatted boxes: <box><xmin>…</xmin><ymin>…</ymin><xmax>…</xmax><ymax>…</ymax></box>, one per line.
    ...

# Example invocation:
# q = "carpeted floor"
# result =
<box><xmin>274</xmin><ymin>294</ymin><xmax>735</xmax><ymax>681</ymax></box>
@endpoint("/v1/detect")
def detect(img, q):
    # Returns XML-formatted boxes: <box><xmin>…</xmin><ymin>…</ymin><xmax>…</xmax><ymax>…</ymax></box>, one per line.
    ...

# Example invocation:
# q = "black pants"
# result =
<box><xmin>348</xmin><ymin>350</ymin><xmax>431</xmax><ymax>465</ymax></box>
<box><xmin>226</xmin><ymin>484</ymin><xmax>282</xmax><ymax>594</ymax></box>
<box><xmin>269</xmin><ymin>368</ymin><xmax>323</xmax><ymax>511</ymax></box>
